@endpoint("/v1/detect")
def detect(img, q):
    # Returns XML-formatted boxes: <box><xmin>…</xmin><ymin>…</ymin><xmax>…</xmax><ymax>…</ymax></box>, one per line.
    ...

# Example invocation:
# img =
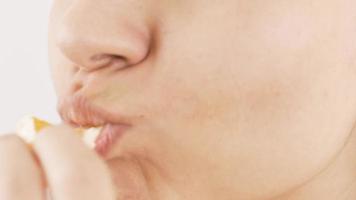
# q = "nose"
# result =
<box><xmin>55</xmin><ymin>1</ymin><xmax>152</xmax><ymax>72</ymax></box>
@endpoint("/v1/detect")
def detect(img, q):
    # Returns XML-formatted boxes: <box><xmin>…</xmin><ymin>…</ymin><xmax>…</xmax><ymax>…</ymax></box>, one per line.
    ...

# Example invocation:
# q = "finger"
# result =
<box><xmin>0</xmin><ymin>134</ymin><xmax>45</xmax><ymax>200</ymax></box>
<box><xmin>33</xmin><ymin>125</ymin><xmax>116</xmax><ymax>200</ymax></box>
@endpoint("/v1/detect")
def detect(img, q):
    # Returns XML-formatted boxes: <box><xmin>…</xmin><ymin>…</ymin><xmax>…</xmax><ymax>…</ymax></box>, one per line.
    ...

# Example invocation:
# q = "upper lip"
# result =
<box><xmin>58</xmin><ymin>95</ymin><xmax>130</xmax><ymax>128</ymax></box>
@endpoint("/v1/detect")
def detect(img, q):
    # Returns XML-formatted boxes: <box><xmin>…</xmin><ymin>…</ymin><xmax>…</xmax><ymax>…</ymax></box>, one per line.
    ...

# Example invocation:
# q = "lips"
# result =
<box><xmin>95</xmin><ymin>124</ymin><xmax>129</xmax><ymax>155</ymax></box>
<box><xmin>58</xmin><ymin>94</ymin><xmax>131</xmax><ymax>156</ymax></box>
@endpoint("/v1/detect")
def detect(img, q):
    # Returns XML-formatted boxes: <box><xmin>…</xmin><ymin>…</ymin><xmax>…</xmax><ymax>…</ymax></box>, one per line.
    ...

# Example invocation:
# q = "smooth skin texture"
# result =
<box><xmin>1</xmin><ymin>0</ymin><xmax>356</xmax><ymax>199</ymax></box>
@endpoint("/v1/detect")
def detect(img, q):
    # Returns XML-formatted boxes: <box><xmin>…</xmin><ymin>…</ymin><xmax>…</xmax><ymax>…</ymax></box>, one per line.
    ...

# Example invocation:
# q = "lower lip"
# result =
<box><xmin>94</xmin><ymin>124</ymin><xmax>129</xmax><ymax>156</ymax></box>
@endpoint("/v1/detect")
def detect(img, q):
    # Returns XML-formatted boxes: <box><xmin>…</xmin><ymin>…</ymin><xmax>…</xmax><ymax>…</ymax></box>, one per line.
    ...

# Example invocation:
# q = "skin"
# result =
<box><xmin>1</xmin><ymin>0</ymin><xmax>356</xmax><ymax>199</ymax></box>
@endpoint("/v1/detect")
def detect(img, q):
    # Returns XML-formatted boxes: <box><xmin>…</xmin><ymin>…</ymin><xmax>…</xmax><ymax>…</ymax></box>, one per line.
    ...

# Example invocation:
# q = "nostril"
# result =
<box><xmin>90</xmin><ymin>54</ymin><xmax>112</xmax><ymax>62</ymax></box>
<box><xmin>87</xmin><ymin>54</ymin><xmax>129</xmax><ymax>72</ymax></box>
<box><xmin>110</xmin><ymin>55</ymin><xmax>131</xmax><ymax>71</ymax></box>
<box><xmin>88</xmin><ymin>54</ymin><xmax>113</xmax><ymax>70</ymax></box>
<box><xmin>112</xmin><ymin>55</ymin><xmax>127</xmax><ymax>62</ymax></box>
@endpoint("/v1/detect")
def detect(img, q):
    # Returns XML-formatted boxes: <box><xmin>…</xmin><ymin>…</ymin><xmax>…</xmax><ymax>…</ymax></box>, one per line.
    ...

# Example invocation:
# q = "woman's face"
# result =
<box><xmin>49</xmin><ymin>0</ymin><xmax>356</xmax><ymax>199</ymax></box>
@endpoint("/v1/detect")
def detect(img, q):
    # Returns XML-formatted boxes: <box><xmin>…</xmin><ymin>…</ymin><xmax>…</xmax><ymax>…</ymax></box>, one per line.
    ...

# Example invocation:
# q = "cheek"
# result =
<box><xmin>138</xmin><ymin>3</ymin><xmax>356</xmax><ymax>198</ymax></box>
<box><xmin>150</xmin><ymin>63</ymin><xmax>355</xmax><ymax>198</ymax></box>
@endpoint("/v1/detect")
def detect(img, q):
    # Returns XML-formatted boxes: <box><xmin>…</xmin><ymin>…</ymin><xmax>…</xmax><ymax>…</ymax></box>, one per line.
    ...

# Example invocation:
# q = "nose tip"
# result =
<box><xmin>55</xmin><ymin>3</ymin><xmax>151</xmax><ymax>72</ymax></box>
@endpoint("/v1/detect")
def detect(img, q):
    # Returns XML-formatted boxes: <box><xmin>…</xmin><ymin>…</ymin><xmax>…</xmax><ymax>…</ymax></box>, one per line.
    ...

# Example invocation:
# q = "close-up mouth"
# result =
<box><xmin>94</xmin><ymin>123</ymin><xmax>130</xmax><ymax>156</ymax></box>
<box><xmin>58</xmin><ymin>94</ymin><xmax>132</xmax><ymax>156</ymax></box>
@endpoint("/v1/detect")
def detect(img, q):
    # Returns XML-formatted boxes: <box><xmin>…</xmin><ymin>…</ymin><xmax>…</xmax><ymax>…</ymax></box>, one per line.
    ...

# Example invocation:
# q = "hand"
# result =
<box><xmin>0</xmin><ymin>125</ymin><xmax>116</xmax><ymax>200</ymax></box>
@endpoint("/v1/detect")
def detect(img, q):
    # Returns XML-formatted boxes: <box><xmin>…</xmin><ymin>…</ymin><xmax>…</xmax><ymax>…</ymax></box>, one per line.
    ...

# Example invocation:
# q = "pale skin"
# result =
<box><xmin>1</xmin><ymin>0</ymin><xmax>356</xmax><ymax>199</ymax></box>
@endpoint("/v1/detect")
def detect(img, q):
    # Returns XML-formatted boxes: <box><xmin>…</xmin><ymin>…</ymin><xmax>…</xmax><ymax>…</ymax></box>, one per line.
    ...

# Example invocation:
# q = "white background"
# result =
<box><xmin>0</xmin><ymin>1</ymin><xmax>59</xmax><ymax>133</ymax></box>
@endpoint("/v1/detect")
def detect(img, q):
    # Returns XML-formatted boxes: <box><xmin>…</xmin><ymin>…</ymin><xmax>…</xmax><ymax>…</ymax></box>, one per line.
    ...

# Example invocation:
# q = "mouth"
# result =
<box><xmin>94</xmin><ymin>124</ymin><xmax>129</xmax><ymax>156</ymax></box>
<box><xmin>58</xmin><ymin>95</ymin><xmax>131</xmax><ymax>156</ymax></box>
